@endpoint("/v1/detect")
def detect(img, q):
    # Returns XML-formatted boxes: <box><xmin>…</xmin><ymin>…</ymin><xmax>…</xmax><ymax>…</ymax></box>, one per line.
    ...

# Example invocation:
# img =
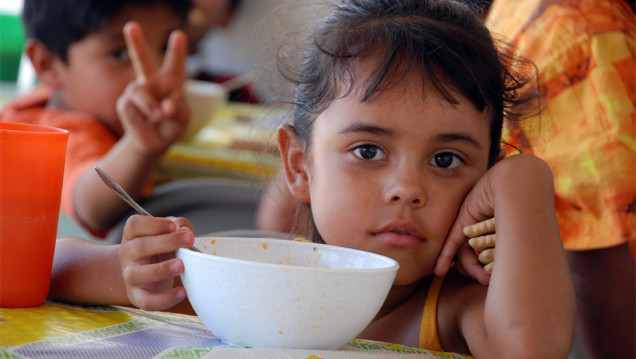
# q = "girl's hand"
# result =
<box><xmin>118</xmin><ymin>215</ymin><xmax>195</xmax><ymax>311</ymax></box>
<box><xmin>116</xmin><ymin>21</ymin><xmax>190</xmax><ymax>153</ymax></box>
<box><xmin>447</xmin><ymin>218</ymin><xmax>496</xmax><ymax>284</ymax></box>
<box><xmin>434</xmin><ymin>156</ymin><xmax>504</xmax><ymax>285</ymax></box>
<box><xmin>438</xmin><ymin>155</ymin><xmax>574</xmax><ymax>357</ymax></box>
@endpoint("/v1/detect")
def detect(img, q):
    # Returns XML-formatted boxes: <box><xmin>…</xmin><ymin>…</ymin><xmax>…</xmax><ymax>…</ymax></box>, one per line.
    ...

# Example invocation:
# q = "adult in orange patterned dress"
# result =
<box><xmin>484</xmin><ymin>0</ymin><xmax>635</xmax><ymax>357</ymax></box>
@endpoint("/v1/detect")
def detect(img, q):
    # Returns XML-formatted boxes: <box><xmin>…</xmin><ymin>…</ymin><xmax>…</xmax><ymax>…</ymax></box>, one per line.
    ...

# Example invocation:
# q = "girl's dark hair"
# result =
<box><xmin>22</xmin><ymin>0</ymin><xmax>192</xmax><ymax>62</ymax></box>
<box><xmin>277</xmin><ymin>0</ymin><xmax>538</xmax><ymax>243</ymax></box>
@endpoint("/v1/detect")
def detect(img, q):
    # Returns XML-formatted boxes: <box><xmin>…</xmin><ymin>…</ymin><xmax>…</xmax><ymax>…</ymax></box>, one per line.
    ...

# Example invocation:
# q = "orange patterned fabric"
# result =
<box><xmin>487</xmin><ymin>0</ymin><xmax>635</xmax><ymax>250</ymax></box>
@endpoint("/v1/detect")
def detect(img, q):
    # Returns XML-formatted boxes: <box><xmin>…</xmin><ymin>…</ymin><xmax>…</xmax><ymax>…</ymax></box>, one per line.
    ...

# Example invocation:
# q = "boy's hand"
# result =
<box><xmin>117</xmin><ymin>21</ymin><xmax>190</xmax><ymax>153</ymax></box>
<box><xmin>118</xmin><ymin>215</ymin><xmax>195</xmax><ymax>311</ymax></box>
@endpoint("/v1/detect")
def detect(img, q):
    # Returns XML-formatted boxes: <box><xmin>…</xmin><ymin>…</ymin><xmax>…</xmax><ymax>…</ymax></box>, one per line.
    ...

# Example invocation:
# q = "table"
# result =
<box><xmin>155</xmin><ymin>103</ymin><xmax>284</xmax><ymax>185</ymax></box>
<box><xmin>1</xmin><ymin>301</ymin><xmax>472</xmax><ymax>359</ymax></box>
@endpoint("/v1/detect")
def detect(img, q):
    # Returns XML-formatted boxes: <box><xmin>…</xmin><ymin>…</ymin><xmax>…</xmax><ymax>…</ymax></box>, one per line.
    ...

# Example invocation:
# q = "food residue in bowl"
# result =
<box><xmin>262</xmin><ymin>243</ymin><xmax>268</xmax><ymax>250</ymax></box>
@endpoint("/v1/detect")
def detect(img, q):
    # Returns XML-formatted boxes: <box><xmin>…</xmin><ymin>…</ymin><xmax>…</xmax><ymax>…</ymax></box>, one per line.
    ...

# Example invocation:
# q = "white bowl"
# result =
<box><xmin>176</xmin><ymin>237</ymin><xmax>398</xmax><ymax>349</ymax></box>
<box><xmin>183</xmin><ymin>79</ymin><xmax>227</xmax><ymax>140</ymax></box>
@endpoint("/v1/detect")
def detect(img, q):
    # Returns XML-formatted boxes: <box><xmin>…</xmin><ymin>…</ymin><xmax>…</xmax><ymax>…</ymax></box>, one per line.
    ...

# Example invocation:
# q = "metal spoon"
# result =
<box><xmin>94</xmin><ymin>167</ymin><xmax>202</xmax><ymax>253</ymax></box>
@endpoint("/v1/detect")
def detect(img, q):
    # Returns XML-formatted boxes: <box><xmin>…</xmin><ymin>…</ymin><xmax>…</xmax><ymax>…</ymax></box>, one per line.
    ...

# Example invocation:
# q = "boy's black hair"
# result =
<box><xmin>278</xmin><ymin>0</ymin><xmax>538</xmax><ymax>242</ymax></box>
<box><xmin>22</xmin><ymin>0</ymin><xmax>192</xmax><ymax>62</ymax></box>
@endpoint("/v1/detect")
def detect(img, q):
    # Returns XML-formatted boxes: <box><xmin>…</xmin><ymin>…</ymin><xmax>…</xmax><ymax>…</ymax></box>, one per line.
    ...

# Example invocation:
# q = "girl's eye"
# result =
<box><xmin>429</xmin><ymin>152</ymin><xmax>463</xmax><ymax>169</ymax></box>
<box><xmin>353</xmin><ymin>144</ymin><xmax>387</xmax><ymax>161</ymax></box>
<box><xmin>110</xmin><ymin>48</ymin><xmax>130</xmax><ymax>61</ymax></box>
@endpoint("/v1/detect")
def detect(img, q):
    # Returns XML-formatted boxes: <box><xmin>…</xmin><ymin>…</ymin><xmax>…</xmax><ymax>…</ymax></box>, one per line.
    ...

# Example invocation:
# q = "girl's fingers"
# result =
<box><xmin>435</xmin><ymin>216</ymin><xmax>469</xmax><ymax>275</ymax></box>
<box><xmin>483</xmin><ymin>262</ymin><xmax>493</xmax><ymax>275</ymax></box>
<box><xmin>160</xmin><ymin>30</ymin><xmax>187</xmax><ymax>80</ymax></box>
<box><xmin>128</xmin><ymin>286</ymin><xmax>187</xmax><ymax>312</ymax></box>
<box><xmin>456</xmin><ymin>244</ymin><xmax>491</xmax><ymax>285</ymax></box>
<box><xmin>463</xmin><ymin>217</ymin><xmax>495</xmax><ymax>237</ymax></box>
<box><xmin>122</xmin><ymin>258</ymin><xmax>183</xmax><ymax>287</ymax></box>
<box><xmin>469</xmin><ymin>234</ymin><xmax>496</xmax><ymax>253</ymax></box>
<box><xmin>123</xmin><ymin>21</ymin><xmax>158</xmax><ymax>81</ymax></box>
<box><xmin>478</xmin><ymin>248</ymin><xmax>494</xmax><ymax>265</ymax></box>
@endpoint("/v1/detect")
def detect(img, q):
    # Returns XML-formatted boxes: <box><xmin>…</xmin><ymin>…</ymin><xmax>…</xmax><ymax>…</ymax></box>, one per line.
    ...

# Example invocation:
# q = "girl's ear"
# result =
<box><xmin>277</xmin><ymin>124</ymin><xmax>311</xmax><ymax>203</ymax></box>
<box><xmin>25</xmin><ymin>39</ymin><xmax>64</xmax><ymax>88</ymax></box>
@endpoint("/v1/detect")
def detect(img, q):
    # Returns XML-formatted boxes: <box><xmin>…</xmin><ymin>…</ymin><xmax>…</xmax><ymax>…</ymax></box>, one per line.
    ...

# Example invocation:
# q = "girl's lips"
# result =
<box><xmin>374</xmin><ymin>231</ymin><xmax>424</xmax><ymax>248</ymax></box>
<box><xmin>372</xmin><ymin>220</ymin><xmax>426</xmax><ymax>248</ymax></box>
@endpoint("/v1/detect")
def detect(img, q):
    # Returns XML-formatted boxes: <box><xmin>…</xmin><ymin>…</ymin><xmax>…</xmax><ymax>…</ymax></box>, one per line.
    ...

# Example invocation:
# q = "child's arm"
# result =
<box><xmin>48</xmin><ymin>237</ymin><xmax>129</xmax><ymax>305</ymax></box>
<box><xmin>73</xmin><ymin>22</ymin><xmax>190</xmax><ymax>233</ymax></box>
<box><xmin>448</xmin><ymin>154</ymin><xmax>576</xmax><ymax>358</ymax></box>
<box><xmin>118</xmin><ymin>215</ymin><xmax>195</xmax><ymax>311</ymax></box>
<box><xmin>48</xmin><ymin>215</ymin><xmax>194</xmax><ymax>312</ymax></box>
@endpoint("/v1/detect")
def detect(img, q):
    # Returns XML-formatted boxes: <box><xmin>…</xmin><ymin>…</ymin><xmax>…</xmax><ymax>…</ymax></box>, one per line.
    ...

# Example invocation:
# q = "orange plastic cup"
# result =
<box><xmin>0</xmin><ymin>122</ymin><xmax>68</xmax><ymax>307</ymax></box>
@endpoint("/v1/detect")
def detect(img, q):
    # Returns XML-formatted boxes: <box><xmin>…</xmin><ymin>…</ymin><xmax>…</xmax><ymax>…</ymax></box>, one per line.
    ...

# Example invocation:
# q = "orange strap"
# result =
<box><xmin>419</xmin><ymin>275</ymin><xmax>445</xmax><ymax>351</ymax></box>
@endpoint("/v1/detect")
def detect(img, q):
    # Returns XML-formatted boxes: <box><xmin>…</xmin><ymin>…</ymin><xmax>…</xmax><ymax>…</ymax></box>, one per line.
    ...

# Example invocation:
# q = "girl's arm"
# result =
<box><xmin>449</xmin><ymin>154</ymin><xmax>576</xmax><ymax>358</ymax></box>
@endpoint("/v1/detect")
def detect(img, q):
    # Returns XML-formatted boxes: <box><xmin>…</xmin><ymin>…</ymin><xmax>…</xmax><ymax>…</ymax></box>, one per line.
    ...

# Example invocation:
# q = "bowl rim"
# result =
<box><xmin>185</xmin><ymin>79</ymin><xmax>227</xmax><ymax>94</ymax></box>
<box><xmin>177</xmin><ymin>236</ymin><xmax>400</xmax><ymax>274</ymax></box>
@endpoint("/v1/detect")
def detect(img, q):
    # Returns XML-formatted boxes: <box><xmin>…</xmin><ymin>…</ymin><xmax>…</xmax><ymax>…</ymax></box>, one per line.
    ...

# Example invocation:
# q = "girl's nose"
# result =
<box><xmin>385</xmin><ymin>168</ymin><xmax>426</xmax><ymax>207</ymax></box>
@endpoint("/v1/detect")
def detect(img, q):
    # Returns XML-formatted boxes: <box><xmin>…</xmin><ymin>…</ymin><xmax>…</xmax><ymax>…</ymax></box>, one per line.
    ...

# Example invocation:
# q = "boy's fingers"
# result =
<box><xmin>122</xmin><ymin>258</ymin><xmax>183</xmax><ymax>286</ymax></box>
<box><xmin>168</xmin><ymin>216</ymin><xmax>194</xmax><ymax>231</ymax></box>
<box><xmin>123</xmin><ymin>215</ymin><xmax>177</xmax><ymax>239</ymax></box>
<box><xmin>130</xmin><ymin>89</ymin><xmax>163</xmax><ymax>122</ymax></box>
<box><xmin>117</xmin><ymin>97</ymin><xmax>147</xmax><ymax>126</ymax></box>
<box><xmin>120</xmin><ymin>230</ymin><xmax>193</xmax><ymax>263</ymax></box>
<box><xmin>129</xmin><ymin>286</ymin><xmax>186</xmax><ymax>312</ymax></box>
<box><xmin>160</xmin><ymin>30</ymin><xmax>187</xmax><ymax>80</ymax></box>
<box><xmin>124</xmin><ymin>21</ymin><xmax>158</xmax><ymax>81</ymax></box>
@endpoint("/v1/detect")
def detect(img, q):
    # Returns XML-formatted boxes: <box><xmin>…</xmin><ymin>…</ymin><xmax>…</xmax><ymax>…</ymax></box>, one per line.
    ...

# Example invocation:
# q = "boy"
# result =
<box><xmin>0</xmin><ymin>0</ymin><xmax>192</xmax><ymax>236</ymax></box>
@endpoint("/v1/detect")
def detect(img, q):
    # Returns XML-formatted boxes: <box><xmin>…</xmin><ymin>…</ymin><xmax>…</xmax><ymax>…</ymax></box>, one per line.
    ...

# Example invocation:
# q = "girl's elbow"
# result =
<box><xmin>496</xmin><ymin>327</ymin><xmax>574</xmax><ymax>359</ymax></box>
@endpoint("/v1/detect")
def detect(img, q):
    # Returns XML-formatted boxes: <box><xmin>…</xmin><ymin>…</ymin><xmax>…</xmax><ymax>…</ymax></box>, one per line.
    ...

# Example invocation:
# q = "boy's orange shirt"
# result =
<box><xmin>487</xmin><ymin>0</ymin><xmax>635</xmax><ymax>250</ymax></box>
<box><xmin>1</xmin><ymin>86</ymin><xmax>117</xmax><ymax>235</ymax></box>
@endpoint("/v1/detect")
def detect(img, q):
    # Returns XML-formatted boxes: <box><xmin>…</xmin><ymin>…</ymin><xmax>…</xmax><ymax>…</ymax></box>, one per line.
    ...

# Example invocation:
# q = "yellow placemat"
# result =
<box><xmin>0</xmin><ymin>303</ymin><xmax>132</xmax><ymax>346</ymax></box>
<box><xmin>157</xmin><ymin>103</ymin><xmax>284</xmax><ymax>184</ymax></box>
<box><xmin>0</xmin><ymin>302</ymin><xmax>473</xmax><ymax>359</ymax></box>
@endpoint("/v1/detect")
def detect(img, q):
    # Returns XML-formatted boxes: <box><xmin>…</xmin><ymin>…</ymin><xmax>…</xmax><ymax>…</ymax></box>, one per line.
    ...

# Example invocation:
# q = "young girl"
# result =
<box><xmin>49</xmin><ymin>0</ymin><xmax>576</xmax><ymax>356</ymax></box>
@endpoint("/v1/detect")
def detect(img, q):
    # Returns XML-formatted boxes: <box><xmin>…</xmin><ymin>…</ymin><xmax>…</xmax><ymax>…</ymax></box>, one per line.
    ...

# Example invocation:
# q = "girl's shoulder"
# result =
<box><xmin>437</xmin><ymin>269</ymin><xmax>488</xmax><ymax>353</ymax></box>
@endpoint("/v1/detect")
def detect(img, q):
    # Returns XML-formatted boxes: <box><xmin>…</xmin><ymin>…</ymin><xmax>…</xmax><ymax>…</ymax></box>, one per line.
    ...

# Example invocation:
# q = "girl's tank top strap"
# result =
<box><xmin>419</xmin><ymin>274</ymin><xmax>446</xmax><ymax>351</ymax></box>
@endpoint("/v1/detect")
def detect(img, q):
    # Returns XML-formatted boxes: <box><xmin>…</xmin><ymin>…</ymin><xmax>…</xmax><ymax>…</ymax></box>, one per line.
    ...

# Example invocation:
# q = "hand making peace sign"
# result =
<box><xmin>116</xmin><ymin>21</ymin><xmax>191</xmax><ymax>153</ymax></box>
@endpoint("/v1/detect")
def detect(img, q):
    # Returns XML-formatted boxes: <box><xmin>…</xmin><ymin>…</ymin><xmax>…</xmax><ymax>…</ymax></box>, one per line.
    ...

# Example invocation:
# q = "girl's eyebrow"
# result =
<box><xmin>340</xmin><ymin>124</ymin><xmax>483</xmax><ymax>149</ymax></box>
<box><xmin>433</xmin><ymin>133</ymin><xmax>482</xmax><ymax>149</ymax></box>
<box><xmin>338</xmin><ymin>123</ymin><xmax>395</xmax><ymax>136</ymax></box>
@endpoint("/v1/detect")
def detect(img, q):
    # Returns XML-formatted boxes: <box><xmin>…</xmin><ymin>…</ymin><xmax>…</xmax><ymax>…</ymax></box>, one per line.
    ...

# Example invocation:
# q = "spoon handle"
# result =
<box><xmin>95</xmin><ymin>167</ymin><xmax>152</xmax><ymax>216</ymax></box>
<box><xmin>94</xmin><ymin>167</ymin><xmax>202</xmax><ymax>253</ymax></box>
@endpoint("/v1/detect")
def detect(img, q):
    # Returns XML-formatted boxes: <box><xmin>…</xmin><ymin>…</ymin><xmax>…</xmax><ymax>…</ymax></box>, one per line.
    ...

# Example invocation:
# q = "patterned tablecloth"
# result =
<box><xmin>0</xmin><ymin>302</ymin><xmax>472</xmax><ymax>359</ymax></box>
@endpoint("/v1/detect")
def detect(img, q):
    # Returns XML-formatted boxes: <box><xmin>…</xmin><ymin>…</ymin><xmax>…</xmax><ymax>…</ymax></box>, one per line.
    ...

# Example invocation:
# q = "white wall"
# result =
<box><xmin>189</xmin><ymin>0</ymin><xmax>330</xmax><ymax>101</ymax></box>
<box><xmin>0</xmin><ymin>0</ymin><xmax>22</xmax><ymax>14</ymax></box>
